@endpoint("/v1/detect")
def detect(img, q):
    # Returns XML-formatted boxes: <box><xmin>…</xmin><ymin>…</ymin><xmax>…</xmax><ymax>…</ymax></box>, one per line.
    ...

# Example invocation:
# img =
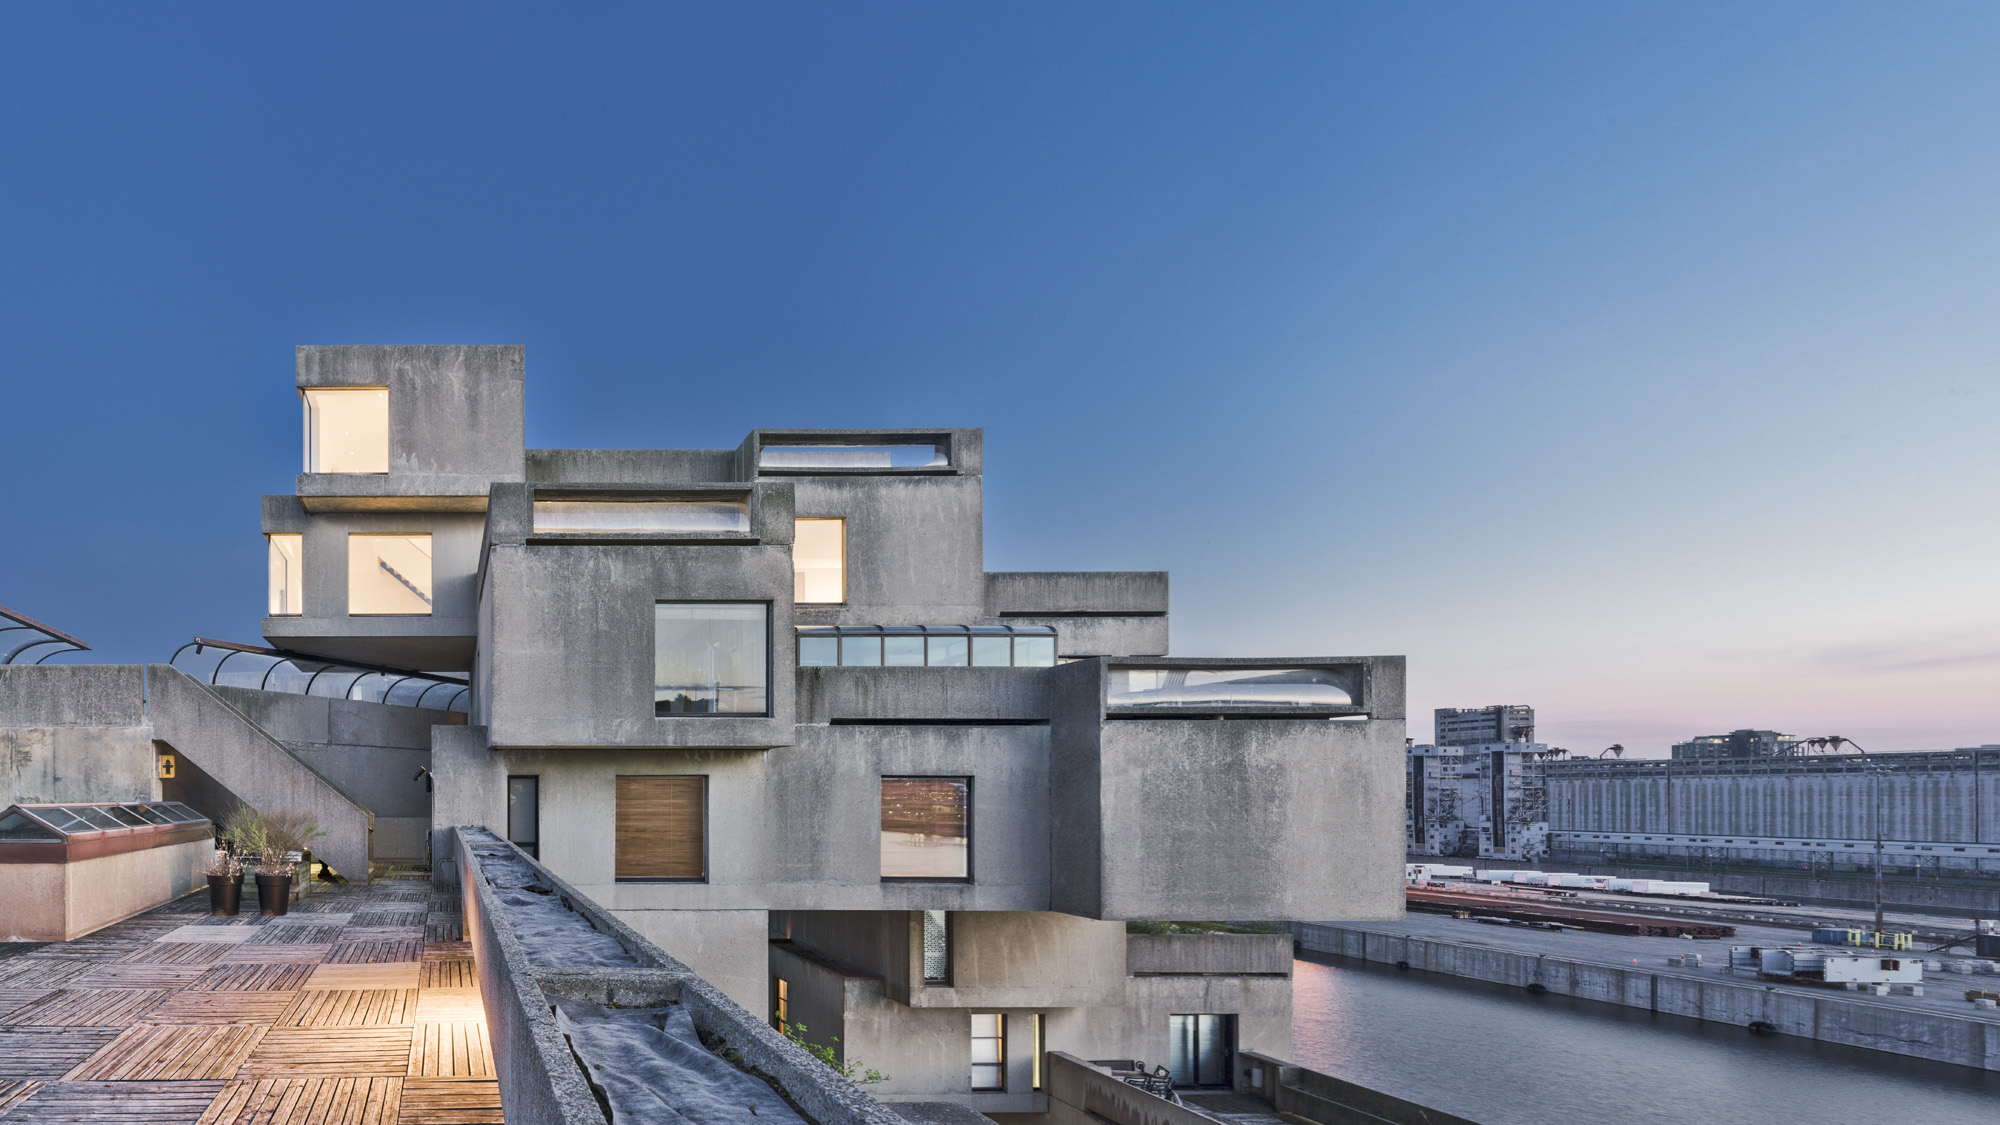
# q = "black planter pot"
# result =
<box><xmin>255</xmin><ymin>873</ymin><xmax>291</xmax><ymax>917</ymax></box>
<box><xmin>207</xmin><ymin>873</ymin><xmax>242</xmax><ymax>916</ymax></box>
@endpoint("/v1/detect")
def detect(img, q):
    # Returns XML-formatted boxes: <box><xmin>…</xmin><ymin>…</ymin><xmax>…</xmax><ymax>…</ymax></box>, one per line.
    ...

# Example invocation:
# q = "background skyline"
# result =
<box><xmin>4</xmin><ymin>4</ymin><xmax>1998</xmax><ymax>755</ymax></box>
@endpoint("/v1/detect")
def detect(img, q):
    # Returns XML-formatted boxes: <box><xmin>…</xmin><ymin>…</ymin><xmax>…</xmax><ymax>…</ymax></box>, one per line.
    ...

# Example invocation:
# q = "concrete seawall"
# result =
<box><xmin>1294</xmin><ymin>923</ymin><xmax>2000</xmax><ymax>1073</ymax></box>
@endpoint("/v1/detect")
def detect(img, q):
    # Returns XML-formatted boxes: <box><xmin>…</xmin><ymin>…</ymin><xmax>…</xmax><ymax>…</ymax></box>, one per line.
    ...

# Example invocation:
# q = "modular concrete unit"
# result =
<box><xmin>22</xmin><ymin>342</ymin><xmax>1416</xmax><ymax>1114</ymax></box>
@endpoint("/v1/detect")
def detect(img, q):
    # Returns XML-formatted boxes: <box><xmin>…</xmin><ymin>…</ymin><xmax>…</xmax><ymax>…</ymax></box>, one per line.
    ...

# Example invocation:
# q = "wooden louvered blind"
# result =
<box><xmin>615</xmin><ymin>776</ymin><xmax>705</xmax><ymax>880</ymax></box>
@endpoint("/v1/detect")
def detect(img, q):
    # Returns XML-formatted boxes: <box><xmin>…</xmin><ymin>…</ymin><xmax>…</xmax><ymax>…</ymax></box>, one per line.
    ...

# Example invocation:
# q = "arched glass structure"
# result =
<box><xmin>168</xmin><ymin>637</ymin><xmax>469</xmax><ymax>713</ymax></box>
<box><xmin>0</xmin><ymin>604</ymin><xmax>90</xmax><ymax>665</ymax></box>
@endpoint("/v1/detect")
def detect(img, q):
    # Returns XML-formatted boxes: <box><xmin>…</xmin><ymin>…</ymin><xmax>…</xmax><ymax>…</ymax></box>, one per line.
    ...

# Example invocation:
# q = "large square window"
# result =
<box><xmin>794</xmin><ymin>518</ymin><xmax>846</xmax><ymax>603</ymax></box>
<box><xmin>348</xmin><ymin>534</ymin><xmax>433</xmax><ymax>615</ymax></box>
<box><xmin>881</xmin><ymin>777</ymin><xmax>970</xmax><ymax>881</ymax></box>
<box><xmin>267</xmin><ymin>534</ymin><xmax>303</xmax><ymax>616</ymax></box>
<box><xmin>304</xmin><ymin>387</ymin><xmax>389</xmax><ymax>473</ymax></box>
<box><xmin>655</xmin><ymin>603</ymin><xmax>769</xmax><ymax>716</ymax></box>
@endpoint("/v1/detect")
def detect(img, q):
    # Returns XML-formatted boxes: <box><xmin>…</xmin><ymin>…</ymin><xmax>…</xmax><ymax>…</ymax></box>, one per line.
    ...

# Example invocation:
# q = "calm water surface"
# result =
<box><xmin>1292</xmin><ymin>952</ymin><xmax>2000</xmax><ymax>1125</ymax></box>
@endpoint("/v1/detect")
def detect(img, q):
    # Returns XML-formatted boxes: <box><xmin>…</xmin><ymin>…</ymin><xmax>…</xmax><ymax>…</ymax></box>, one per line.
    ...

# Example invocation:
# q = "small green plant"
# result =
<box><xmin>778</xmin><ymin>1018</ymin><xmax>888</xmax><ymax>1085</ymax></box>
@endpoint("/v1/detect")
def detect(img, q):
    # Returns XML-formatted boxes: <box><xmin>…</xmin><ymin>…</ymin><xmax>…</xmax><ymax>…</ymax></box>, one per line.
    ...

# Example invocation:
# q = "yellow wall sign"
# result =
<box><xmin>158</xmin><ymin>754</ymin><xmax>176</xmax><ymax>780</ymax></box>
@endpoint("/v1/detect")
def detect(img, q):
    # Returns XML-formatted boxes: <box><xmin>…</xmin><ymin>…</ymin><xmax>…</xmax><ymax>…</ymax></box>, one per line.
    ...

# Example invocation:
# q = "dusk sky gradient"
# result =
<box><xmin>4</xmin><ymin>4</ymin><xmax>1999</xmax><ymax>755</ymax></box>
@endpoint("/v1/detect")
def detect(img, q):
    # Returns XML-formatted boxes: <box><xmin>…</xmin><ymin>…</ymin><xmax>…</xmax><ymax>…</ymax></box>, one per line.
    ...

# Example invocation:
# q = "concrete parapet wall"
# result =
<box><xmin>1045</xmin><ymin>1053</ymin><xmax>1211</xmax><ymax>1125</ymax></box>
<box><xmin>795</xmin><ymin>666</ymin><xmax>1051</xmax><ymax>723</ymax></box>
<box><xmin>1238</xmin><ymin>1051</ymin><xmax>1480</xmax><ymax>1125</ymax></box>
<box><xmin>985</xmin><ymin>572</ymin><xmax>1168</xmax><ymax>616</ymax></box>
<box><xmin>1293</xmin><ymin>923</ymin><xmax>2000</xmax><ymax>1072</ymax></box>
<box><xmin>452</xmin><ymin>826</ymin><xmax>908</xmax><ymax>1125</ymax></box>
<box><xmin>1126</xmin><ymin>933</ymin><xmax>1292</xmax><ymax>976</ymax></box>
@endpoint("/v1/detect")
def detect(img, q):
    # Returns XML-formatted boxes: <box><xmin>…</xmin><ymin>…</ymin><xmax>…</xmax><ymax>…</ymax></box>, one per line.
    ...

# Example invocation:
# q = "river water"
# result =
<box><xmin>1292</xmin><ymin>951</ymin><xmax>2000</xmax><ymax>1125</ymax></box>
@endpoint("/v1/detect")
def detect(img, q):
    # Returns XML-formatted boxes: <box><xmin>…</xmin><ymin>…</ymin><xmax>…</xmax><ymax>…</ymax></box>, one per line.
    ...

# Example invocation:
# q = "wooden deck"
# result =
<box><xmin>0</xmin><ymin>876</ymin><xmax>499</xmax><ymax>1125</ymax></box>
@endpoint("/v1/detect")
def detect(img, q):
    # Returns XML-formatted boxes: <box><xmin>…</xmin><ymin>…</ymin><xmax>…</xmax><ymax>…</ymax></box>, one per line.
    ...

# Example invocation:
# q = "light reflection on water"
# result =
<box><xmin>1292</xmin><ymin>952</ymin><xmax>2000</xmax><ymax>1125</ymax></box>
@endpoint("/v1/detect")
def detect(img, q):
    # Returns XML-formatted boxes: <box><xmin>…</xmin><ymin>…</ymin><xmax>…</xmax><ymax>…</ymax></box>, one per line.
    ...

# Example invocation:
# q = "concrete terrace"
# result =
<box><xmin>0</xmin><ymin>873</ymin><xmax>498</xmax><ymax>1125</ymax></box>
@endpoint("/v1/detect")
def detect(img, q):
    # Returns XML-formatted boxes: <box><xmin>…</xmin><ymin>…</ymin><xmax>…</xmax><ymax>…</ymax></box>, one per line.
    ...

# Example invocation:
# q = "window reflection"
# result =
<box><xmin>347</xmin><ymin>534</ymin><xmax>433</xmax><ymax>615</ymax></box>
<box><xmin>534</xmin><ymin>500</ymin><xmax>748</xmax><ymax>535</ymax></box>
<box><xmin>796</xmin><ymin>626</ymin><xmax>1055</xmax><ymax>668</ymax></box>
<box><xmin>1106</xmin><ymin>667</ymin><xmax>1355</xmax><ymax>709</ymax></box>
<box><xmin>881</xmin><ymin>777</ymin><xmax>969</xmax><ymax>880</ymax></box>
<box><xmin>304</xmin><ymin>387</ymin><xmax>388</xmax><ymax>473</ymax></box>
<box><xmin>761</xmin><ymin>445</ymin><xmax>946</xmax><ymax>470</ymax></box>
<box><xmin>655</xmin><ymin>603</ymin><xmax>769</xmax><ymax>716</ymax></box>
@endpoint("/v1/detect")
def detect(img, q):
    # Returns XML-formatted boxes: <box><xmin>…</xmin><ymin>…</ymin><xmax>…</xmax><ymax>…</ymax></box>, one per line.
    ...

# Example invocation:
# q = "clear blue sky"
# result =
<box><xmin>4</xmin><ymin>4</ymin><xmax>1998</xmax><ymax>755</ymax></box>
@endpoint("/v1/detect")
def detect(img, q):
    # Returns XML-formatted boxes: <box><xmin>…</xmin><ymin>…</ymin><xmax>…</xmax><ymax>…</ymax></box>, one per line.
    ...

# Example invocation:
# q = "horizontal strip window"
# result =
<box><xmin>1108</xmin><ymin>666</ymin><xmax>1356</xmax><ymax>709</ymax></box>
<box><xmin>535</xmin><ymin>499</ymin><xmax>749</xmax><ymax>535</ymax></box>
<box><xmin>761</xmin><ymin>444</ymin><xmax>946</xmax><ymax>471</ymax></box>
<box><xmin>800</xmin><ymin>625</ymin><xmax>1055</xmax><ymax>669</ymax></box>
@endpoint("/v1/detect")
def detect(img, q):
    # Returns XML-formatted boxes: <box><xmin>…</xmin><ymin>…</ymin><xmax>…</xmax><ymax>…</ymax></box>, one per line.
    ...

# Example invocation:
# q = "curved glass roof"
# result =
<box><xmin>0</xmin><ymin>603</ymin><xmax>90</xmax><ymax>665</ymax></box>
<box><xmin>169</xmin><ymin>637</ymin><xmax>470</xmax><ymax>713</ymax></box>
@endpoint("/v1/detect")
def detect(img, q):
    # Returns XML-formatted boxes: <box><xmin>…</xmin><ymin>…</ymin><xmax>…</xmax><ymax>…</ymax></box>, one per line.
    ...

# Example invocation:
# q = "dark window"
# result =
<box><xmin>507</xmin><ymin>776</ymin><xmax>540</xmax><ymax>859</ymax></box>
<box><xmin>1167</xmin><ymin>1014</ymin><xmax>1235</xmax><ymax>1088</ymax></box>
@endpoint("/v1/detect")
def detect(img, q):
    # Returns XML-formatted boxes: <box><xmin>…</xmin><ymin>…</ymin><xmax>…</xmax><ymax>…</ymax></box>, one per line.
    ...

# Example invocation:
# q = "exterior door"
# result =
<box><xmin>1167</xmin><ymin>1013</ymin><xmax>1234</xmax><ymax>1088</ymax></box>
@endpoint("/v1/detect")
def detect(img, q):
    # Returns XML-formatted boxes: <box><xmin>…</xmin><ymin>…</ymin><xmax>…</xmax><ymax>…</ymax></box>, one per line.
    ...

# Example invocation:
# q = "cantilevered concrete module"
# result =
<box><xmin>2</xmin><ymin>343</ymin><xmax>1401</xmax><ymax>1116</ymax></box>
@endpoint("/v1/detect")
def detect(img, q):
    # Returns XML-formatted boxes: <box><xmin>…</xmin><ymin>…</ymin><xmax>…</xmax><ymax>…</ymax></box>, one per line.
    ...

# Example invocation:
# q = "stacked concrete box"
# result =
<box><xmin>209</xmin><ymin>345</ymin><xmax>1410</xmax><ymax>1111</ymax></box>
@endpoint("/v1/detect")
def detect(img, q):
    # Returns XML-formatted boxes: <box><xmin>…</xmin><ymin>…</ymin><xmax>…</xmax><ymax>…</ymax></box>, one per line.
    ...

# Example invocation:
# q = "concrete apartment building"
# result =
<box><xmin>1406</xmin><ymin>708</ymin><xmax>1549</xmax><ymax>862</ymax></box>
<box><xmin>223</xmin><ymin>344</ymin><xmax>1406</xmax><ymax>1114</ymax></box>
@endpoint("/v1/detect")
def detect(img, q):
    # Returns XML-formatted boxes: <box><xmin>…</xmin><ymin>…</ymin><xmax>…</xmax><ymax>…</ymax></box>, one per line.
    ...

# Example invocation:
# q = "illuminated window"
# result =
<box><xmin>347</xmin><ymin>534</ymin><xmax>433</xmax><ymax>615</ymax></box>
<box><xmin>971</xmin><ymin>1013</ymin><xmax>1006</xmax><ymax>1090</ymax></box>
<box><xmin>774</xmin><ymin>977</ymin><xmax>790</xmax><ymax>1031</ymax></box>
<box><xmin>303</xmin><ymin>387</ymin><xmax>389</xmax><ymax>473</ymax></box>
<box><xmin>655</xmin><ymin>603</ymin><xmax>769</xmax><ymax>716</ymax></box>
<box><xmin>881</xmin><ymin>777</ymin><xmax>969</xmax><ymax>881</ymax></box>
<box><xmin>794</xmin><ymin>519</ymin><xmax>846</xmax><ymax>603</ymax></box>
<box><xmin>1032</xmin><ymin>1014</ymin><xmax>1045</xmax><ymax>1090</ymax></box>
<box><xmin>267</xmin><ymin>534</ymin><xmax>303</xmax><ymax>616</ymax></box>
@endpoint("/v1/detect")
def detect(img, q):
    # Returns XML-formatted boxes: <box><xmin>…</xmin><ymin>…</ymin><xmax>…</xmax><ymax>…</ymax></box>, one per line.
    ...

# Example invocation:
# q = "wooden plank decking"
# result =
<box><xmin>0</xmin><ymin>877</ymin><xmax>495</xmax><ymax>1125</ymax></box>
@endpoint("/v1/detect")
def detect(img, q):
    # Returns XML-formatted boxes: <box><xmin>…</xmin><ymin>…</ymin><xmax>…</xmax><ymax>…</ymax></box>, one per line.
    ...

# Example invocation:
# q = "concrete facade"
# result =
<box><xmin>51</xmin><ymin>342</ymin><xmax>1415</xmax><ymax>1114</ymax></box>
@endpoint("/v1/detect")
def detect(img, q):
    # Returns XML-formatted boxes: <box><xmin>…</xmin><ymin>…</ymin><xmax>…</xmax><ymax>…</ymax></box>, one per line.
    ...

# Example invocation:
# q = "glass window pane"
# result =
<box><xmin>798</xmin><ymin>636</ymin><xmax>839</xmax><ymax>667</ymax></box>
<box><xmin>507</xmin><ymin>776</ymin><xmax>540</xmax><ymax>857</ymax></box>
<box><xmin>794</xmin><ymin>519</ymin><xmax>846</xmax><ymax>603</ymax></box>
<box><xmin>884</xmin><ymin>637</ymin><xmax>926</xmax><ymax>666</ymax></box>
<box><xmin>761</xmin><ymin>445</ymin><xmax>946</xmax><ymax>470</ymax></box>
<box><xmin>304</xmin><ymin>387</ymin><xmax>388</xmax><ymax>473</ymax></box>
<box><xmin>73</xmin><ymin>808</ymin><xmax>123</xmax><ymax>830</ymax></box>
<box><xmin>971</xmin><ymin>637</ymin><xmax>1012</xmax><ymax>667</ymax></box>
<box><xmin>881</xmin><ymin>777</ymin><xmax>969</xmax><ymax>879</ymax></box>
<box><xmin>348</xmin><ymin>534</ymin><xmax>434</xmax><ymax>615</ymax></box>
<box><xmin>123</xmin><ymin>805</ymin><xmax>172</xmax><ymax>825</ymax></box>
<box><xmin>0</xmin><ymin>811</ymin><xmax>60</xmax><ymax>841</ymax></box>
<box><xmin>1107</xmin><ymin>666</ymin><xmax>1355</xmax><ymax>709</ymax></box>
<box><xmin>103</xmin><ymin>806</ymin><xmax>149</xmax><ymax>827</ymax></box>
<box><xmin>927</xmin><ymin>636</ymin><xmax>968</xmax><ymax>667</ymax></box>
<box><xmin>655</xmin><ymin>604</ymin><xmax>769</xmax><ymax>716</ymax></box>
<box><xmin>971</xmin><ymin>1065</ymin><xmax>1004</xmax><ymax>1089</ymax></box>
<box><xmin>268</xmin><ymin>534</ymin><xmax>303</xmax><ymax>616</ymax></box>
<box><xmin>841</xmin><ymin>636</ymin><xmax>882</xmax><ymax>667</ymax></box>
<box><xmin>534</xmin><ymin>500</ymin><xmax>750</xmax><ymax>535</ymax></box>
<box><xmin>970</xmin><ymin>1041</ymin><xmax>1002</xmax><ymax>1065</ymax></box>
<box><xmin>1013</xmin><ymin>636</ymin><xmax>1055</xmax><ymax>667</ymax></box>
<box><xmin>922</xmin><ymin>910</ymin><xmax>950</xmax><ymax>983</ymax></box>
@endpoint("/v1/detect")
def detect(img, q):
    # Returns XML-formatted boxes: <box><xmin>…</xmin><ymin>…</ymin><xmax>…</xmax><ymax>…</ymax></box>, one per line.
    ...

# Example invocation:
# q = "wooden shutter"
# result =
<box><xmin>615</xmin><ymin>776</ymin><xmax>705</xmax><ymax>880</ymax></box>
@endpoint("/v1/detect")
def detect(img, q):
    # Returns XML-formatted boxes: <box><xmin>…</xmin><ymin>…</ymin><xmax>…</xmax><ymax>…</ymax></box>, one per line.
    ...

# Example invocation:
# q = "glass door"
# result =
<box><xmin>1167</xmin><ymin>1014</ymin><xmax>1234</xmax><ymax>1088</ymax></box>
<box><xmin>507</xmin><ymin>776</ymin><xmax>540</xmax><ymax>858</ymax></box>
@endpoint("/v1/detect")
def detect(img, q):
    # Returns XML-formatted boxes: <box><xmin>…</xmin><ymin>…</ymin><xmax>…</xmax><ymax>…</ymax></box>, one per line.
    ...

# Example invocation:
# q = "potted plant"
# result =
<box><xmin>252</xmin><ymin>810</ymin><xmax>327</xmax><ymax>915</ymax></box>
<box><xmin>204</xmin><ymin>849</ymin><xmax>243</xmax><ymax>916</ymax></box>
<box><xmin>255</xmin><ymin>848</ymin><xmax>295</xmax><ymax>916</ymax></box>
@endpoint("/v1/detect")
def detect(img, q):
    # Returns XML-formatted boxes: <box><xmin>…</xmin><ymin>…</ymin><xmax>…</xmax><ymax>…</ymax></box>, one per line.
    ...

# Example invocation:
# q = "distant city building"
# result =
<box><xmin>1407</xmin><ymin>740</ymin><xmax>1551</xmax><ymax>861</ymax></box>
<box><xmin>1435</xmin><ymin>704</ymin><xmax>1535</xmax><ymax>747</ymax></box>
<box><xmin>1546</xmin><ymin>747</ymin><xmax>2000</xmax><ymax>876</ymax></box>
<box><xmin>1670</xmin><ymin>728</ymin><xmax>1799</xmax><ymax>760</ymax></box>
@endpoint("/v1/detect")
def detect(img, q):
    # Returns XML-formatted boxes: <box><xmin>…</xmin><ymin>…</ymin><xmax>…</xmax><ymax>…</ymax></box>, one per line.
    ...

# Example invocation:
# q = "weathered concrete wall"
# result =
<box><xmin>1294</xmin><ymin>922</ymin><xmax>2000</xmax><ymax>1072</ymax></box>
<box><xmin>261</xmin><ymin>495</ymin><xmax>486</xmax><ymax>670</ymax></box>
<box><xmin>788</xmin><ymin>471</ymin><xmax>987</xmax><ymax>626</ymax></box>
<box><xmin>984</xmin><ymin>571</ymin><xmax>1169</xmax><ymax>658</ymax></box>
<box><xmin>0</xmin><ymin>665</ymin><xmax>156</xmax><ymax>805</ymax></box>
<box><xmin>454</xmin><ymin>827</ymin><xmax>908</xmax><ymax>1125</ymax></box>
<box><xmin>617</xmin><ymin>908</ymin><xmax>769</xmax><ymax>1014</ymax></box>
<box><xmin>1052</xmin><ymin>661</ymin><xmax>1407</xmax><ymax>921</ymax></box>
<box><xmin>430</xmin><ymin>723</ymin><xmax>503</xmax><ymax>883</ymax></box>
<box><xmin>482</xmin><ymin>538</ymin><xmax>798</xmax><ymax>749</ymax></box>
<box><xmin>295</xmin><ymin>344</ymin><xmax>526</xmax><ymax>501</ymax></box>
<box><xmin>796</xmin><ymin>667</ymin><xmax>1051</xmax><ymax>724</ymax></box>
<box><xmin>1240</xmin><ymin>1051</ymin><xmax>1481</xmax><ymax>1125</ymax></box>
<box><xmin>1126</xmin><ymin>933</ymin><xmax>1292</xmax><ymax>976</ymax></box>
<box><xmin>527</xmin><ymin>447</ymin><xmax>737</xmax><ymax>485</ymax></box>
<box><xmin>147</xmin><ymin>666</ymin><xmax>374</xmax><ymax>883</ymax></box>
<box><xmin>785</xmin><ymin>910</ymin><xmax>1126</xmax><ymax>1010</ymax></box>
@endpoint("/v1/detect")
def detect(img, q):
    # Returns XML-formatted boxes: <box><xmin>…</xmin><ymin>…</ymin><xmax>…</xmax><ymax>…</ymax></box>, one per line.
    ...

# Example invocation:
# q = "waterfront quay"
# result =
<box><xmin>1296</xmin><ymin>913</ymin><xmax>2000</xmax><ymax>1071</ymax></box>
